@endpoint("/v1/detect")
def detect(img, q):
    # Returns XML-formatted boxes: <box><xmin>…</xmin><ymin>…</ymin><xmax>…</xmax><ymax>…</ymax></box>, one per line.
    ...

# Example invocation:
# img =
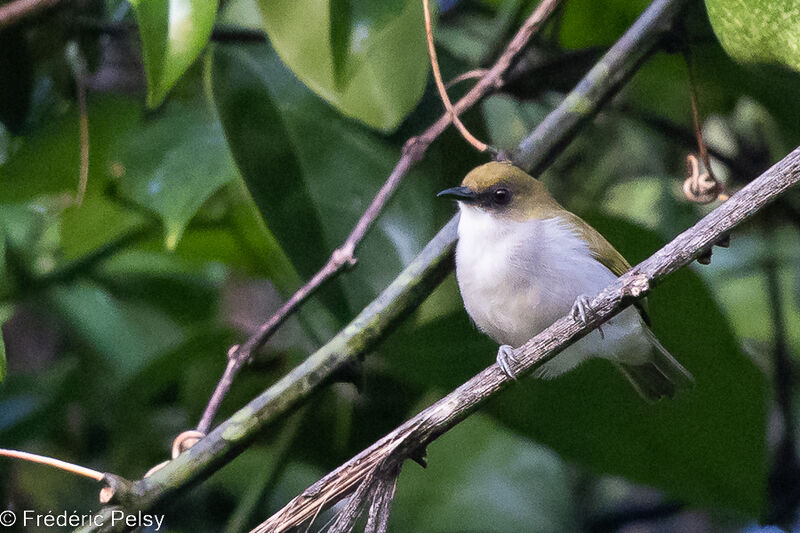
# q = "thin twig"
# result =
<box><xmin>254</xmin><ymin>145</ymin><xmax>800</xmax><ymax>533</ymax></box>
<box><xmin>364</xmin><ymin>464</ymin><xmax>400</xmax><ymax>533</ymax></box>
<box><xmin>194</xmin><ymin>0</ymin><xmax>562</xmax><ymax>436</ymax></box>
<box><xmin>73</xmin><ymin>45</ymin><xmax>89</xmax><ymax>206</ymax></box>
<box><xmin>684</xmin><ymin>49</ymin><xmax>713</xmax><ymax>181</ymax></box>
<box><xmin>0</xmin><ymin>0</ymin><xmax>63</xmax><ymax>29</ymax></box>
<box><xmin>446</xmin><ymin>69</ymin><xmax>489</xmax><ymax>89</ymax></box>
<box><xmin>682</xmin><ymin>48</ymin><xmax>727</xmax><ymax>203</ymax></box>
<box><xmin>0</xmin><ymin>448</ymin><xmax>105</xmax><ymax>481</ymax></box>
<box><xmin>422</xmin><ymin>0</ymin><xmax>489</xmax><ymax>152</ymax></box>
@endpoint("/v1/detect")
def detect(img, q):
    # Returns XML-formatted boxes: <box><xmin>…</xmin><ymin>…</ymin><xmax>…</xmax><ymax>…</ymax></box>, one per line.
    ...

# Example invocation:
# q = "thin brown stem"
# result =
<box><xmin>74</xmin><ymin>45</ymin><xmax>89</xmax><ymax>206</ymax></box>
<box><xmin>0</xmin><ymin>448</ymin><xmax>105</xmax><ymax>481</ymax></box>
<box><xmin>0</xmin><ymin>0</ymin><xmax>63</xmax><ymax>29</ymax></box>
<box><xmin>446</xmin><ymin>69</ymin><xmax>489</xmax><ymax>88</ymax></box>
<box><xmin>683</xmin><ymin>48</ymin><xmax>728</xmax><ymax>203</ymax></box>
<box><xmin>194</xmin><ymin>0</ymin><xmax>562</xmax><ymax>436</ymax></box>
<box><xmin>685</xmin><ymin>49</ymin><xmax>711</xmax><ymax>176</ymax></box>
<box><xmin>422</xmin><ymin>0</ymin><xmax>489</xmax><ymax>152</ymax></box>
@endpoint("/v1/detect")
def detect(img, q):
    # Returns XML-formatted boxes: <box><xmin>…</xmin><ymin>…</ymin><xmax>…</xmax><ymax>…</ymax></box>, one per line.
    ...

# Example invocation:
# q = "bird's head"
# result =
<box><xmin>437</xmin><ymin>161</ymin><xmax>560</xmax><ymax>221</ymax></box>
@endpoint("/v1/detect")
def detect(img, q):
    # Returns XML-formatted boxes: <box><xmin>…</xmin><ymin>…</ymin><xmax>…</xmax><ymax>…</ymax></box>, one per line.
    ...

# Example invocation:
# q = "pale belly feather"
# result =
<box><xmin>455</xmin><ymin>207</ymin><xmax>651</xmax><ymax>377</ymax></box>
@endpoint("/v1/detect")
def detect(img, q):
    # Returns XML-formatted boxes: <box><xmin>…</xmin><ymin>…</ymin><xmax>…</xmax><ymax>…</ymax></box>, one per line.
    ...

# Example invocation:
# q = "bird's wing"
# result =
<box><xmin>564</xmin><ymin>212</ymin><xmax>651</xmax><ymax>325</ymax></box>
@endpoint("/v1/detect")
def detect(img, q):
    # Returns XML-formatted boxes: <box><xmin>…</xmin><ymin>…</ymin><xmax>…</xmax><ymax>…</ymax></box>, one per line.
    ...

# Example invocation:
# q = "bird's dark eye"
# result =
<box><xmin>493</xmin><ymin>187</ymin><xmax>511</xmax><ymax>205</ymax></box>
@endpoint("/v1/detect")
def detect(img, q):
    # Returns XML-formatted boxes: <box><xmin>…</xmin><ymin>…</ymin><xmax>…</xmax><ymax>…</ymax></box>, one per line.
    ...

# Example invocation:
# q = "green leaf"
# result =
<box><xmin>93</xmin><ymin>249</ymin><xmax>225</xmax><ymax>325</ymax></box>
<box><xmin>0</xmin><ymin>97</ymin><xmax>141</xmax><ymax>203</ymax></box>
<box><xmin>211</xmin><ymin>47</ymin><xmax>334</xmax><ymax>281</ymax></box>
<box><xmin>0</xmin><ymin>200</ymin><xmax>63</xmax><ymax>280</ymax></box>
<box><xmin>212</xmin><ymin>43</ymin><xmax>441</xmax><ymax>314</ymax></box>
<box><xmin>705</xmin><ymin>0</ymin><xmax>800</xmax><ymax>73</ymax></box>
<box><xmin>254</xmin><ymin>0</ymin><xmax>429</xmax><ymax>131</ymax></box>
<box><xmin>698</xmin><ymin>229</ymin><xmax>800</xmax><ymax>359</ymax></box>
<box><xmin>174</xmin><ymin>180</ymin><xmax>341</xmax><ymax>343</ymax></box>
<box><xmin>482</xmin><ymin>94</ymin><xmax>548</xmax><ymax>152</ymax></box>
<box><xmin>329</xmin><ymin>0</ymin><xmax>353</xmax><ymax>89</ymax></box>
<box><xmin>60</xmin><ymin>195</ymin><xmax>150</xmax><ymax>262</ymax></box>
<box><xmin>48</xmin><ymin>281</ymin><xmax>183</xmax><ymax>379</ymax></box>
<box><xmin>558</xmin><ymin>0</ymin><xmax>649</xmax><ymax>48</ymax></box>
<box><xmin>435</xmin><ymin>0</ymin><xmax>523</xmax><ymax>66</ymax></box>
<box><xmin>130</xmin><ymin>0</ymin><xmax>219</xmax><ymax>107</ymax></box>
<box><xmin>113</xmin><ymin>102</ymin><xmax>238</xmax><ymax>249</ymax></box>
<box><xmin>392</xmin><ymin>414</ymin><xmax>577</xmax><ymax>532</ymax></box>
<box><xmin>384</xmin><ymin>217</ymin><xmax>768</xmax><ymax>515</ymax></box>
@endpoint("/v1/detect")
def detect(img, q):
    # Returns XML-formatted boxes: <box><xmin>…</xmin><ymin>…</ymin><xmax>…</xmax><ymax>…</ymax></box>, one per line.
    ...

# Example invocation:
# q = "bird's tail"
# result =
<box><xmin>616</xmin><ymin>330</ymin><xmax>694</xmax><ymax>402</ymax></box>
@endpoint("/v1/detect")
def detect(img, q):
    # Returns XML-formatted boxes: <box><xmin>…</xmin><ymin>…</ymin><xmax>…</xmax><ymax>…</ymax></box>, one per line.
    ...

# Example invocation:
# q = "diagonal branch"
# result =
<box><xmin>513</xmin><ymin>0</ymin><xmax>688</xmax><ymax>175</ymax></box>
<box><xmin>0</xmin><ymin>0</ymin><xmax>63</xmax><ymax>29</ymax></box>
<box><xmin>195</xmin><ymin>0</ymin><xmax>562</xmax><ymax>436</ymax></box>
<box><xmin>254</xmin><ymin>145</ymin><xmax>800</xmax><ymax>533</ymax></box>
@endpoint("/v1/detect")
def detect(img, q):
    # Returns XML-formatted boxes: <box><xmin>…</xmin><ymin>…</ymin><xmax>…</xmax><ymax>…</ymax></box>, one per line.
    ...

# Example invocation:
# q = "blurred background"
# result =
<box><xmin>1</xmin><ymin>0</ymin><xmax>800</xmax><ymax>531</ymax></box>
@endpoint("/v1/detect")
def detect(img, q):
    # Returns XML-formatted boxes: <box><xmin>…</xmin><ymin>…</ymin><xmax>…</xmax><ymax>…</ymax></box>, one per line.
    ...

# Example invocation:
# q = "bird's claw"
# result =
<box><xmin>571</xmin><ymin>294</ymin><xmax>604</xmax><ymax>339</ymax></box>
<box><xmin>497</xmin><ymin>344</ymin><xmax>520</xmax><ymax>380</ymax></box>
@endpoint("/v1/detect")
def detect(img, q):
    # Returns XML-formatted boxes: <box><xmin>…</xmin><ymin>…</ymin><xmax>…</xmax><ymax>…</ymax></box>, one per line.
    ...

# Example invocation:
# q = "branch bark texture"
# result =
<box><xmin>254</xmin><ymin>145</ymin><xmax>800</xmax><ymax>533</ymax></box>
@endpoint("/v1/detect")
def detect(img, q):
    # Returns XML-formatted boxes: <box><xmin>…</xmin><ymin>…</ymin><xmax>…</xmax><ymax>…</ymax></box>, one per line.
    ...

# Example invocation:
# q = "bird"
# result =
<box><xmin>437</xmin><ymin>161</ymin><xmax>694</xmax><ymax>401</ymax></box>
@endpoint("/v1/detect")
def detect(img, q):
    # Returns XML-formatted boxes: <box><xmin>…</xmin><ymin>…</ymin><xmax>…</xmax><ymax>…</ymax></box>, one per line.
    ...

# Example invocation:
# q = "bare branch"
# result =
<box><xmin>68</xmin><ymin>43</ymin><xmax>90</xmax><ymax>206</ymax></box>
<box><xmin>195</xmin><ymin>0</ymin><xmax>562</xmax><ymax>436</ymax></box>
<box><xmin>422</xmin><ymin>0</ymin><xmax>490</xmax><ymax>152</ymax></box>
<box><xmin>0</xmin><ymin>0</ymin><xmax>63</xmax><ymax>29</ymax></box>
<box><xmin>254</xmin><ymin>145</ymin><xmax>800</xmax><ymax>533</ymax></box>
<box><xmin>327</xmin><ymin>459</ymin><xmax>401</xmax><ymax>533</ymax></box>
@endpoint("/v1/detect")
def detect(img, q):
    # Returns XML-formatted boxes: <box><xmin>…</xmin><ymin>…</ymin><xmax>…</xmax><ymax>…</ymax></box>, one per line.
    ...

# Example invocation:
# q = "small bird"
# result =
<box><xmin>438</xmin><ymin>161</ymin><xmax>694</xmax><ymax>401</ymax></box>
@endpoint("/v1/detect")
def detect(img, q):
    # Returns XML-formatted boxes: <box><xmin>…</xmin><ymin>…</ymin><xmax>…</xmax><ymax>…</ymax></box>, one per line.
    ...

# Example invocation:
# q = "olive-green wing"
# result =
<box><xmin>564</xmin><ymin>213</ymin><xmax>651</xmax><ymax>325</ymax></box>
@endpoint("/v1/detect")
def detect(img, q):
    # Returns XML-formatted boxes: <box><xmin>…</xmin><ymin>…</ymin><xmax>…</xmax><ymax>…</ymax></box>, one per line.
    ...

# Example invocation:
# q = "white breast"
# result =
<box><xmin>454</xmin><ymin>205</ymin><xmax>649</xmax><ymax>376</ymax></box>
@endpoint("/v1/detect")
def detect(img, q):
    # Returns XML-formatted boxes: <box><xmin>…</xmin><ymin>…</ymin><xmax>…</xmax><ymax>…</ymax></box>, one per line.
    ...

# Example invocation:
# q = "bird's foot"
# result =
<box><xmin>570</xmin><ymin>294</ymin><xmax>604</xmax><ymax>339</ymax></box>
<box><xmin>496</xmin><ymin>344</ymin><xmax>520</xmax><ymax>380</ymax></box>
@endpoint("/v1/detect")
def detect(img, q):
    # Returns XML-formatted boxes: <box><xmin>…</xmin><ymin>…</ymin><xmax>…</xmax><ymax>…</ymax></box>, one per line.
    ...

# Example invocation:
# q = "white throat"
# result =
<box><xmin>454</xmin><ymin>204</ymin><xmax>613</xmax><ymax>346</ymax></box>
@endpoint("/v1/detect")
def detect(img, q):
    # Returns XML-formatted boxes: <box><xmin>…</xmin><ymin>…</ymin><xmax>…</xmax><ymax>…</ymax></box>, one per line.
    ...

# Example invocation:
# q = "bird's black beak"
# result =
<box><xmin>437</xmin><ymin>186</ymin><xmax>478</xmax><ymax>202</ymax></box>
